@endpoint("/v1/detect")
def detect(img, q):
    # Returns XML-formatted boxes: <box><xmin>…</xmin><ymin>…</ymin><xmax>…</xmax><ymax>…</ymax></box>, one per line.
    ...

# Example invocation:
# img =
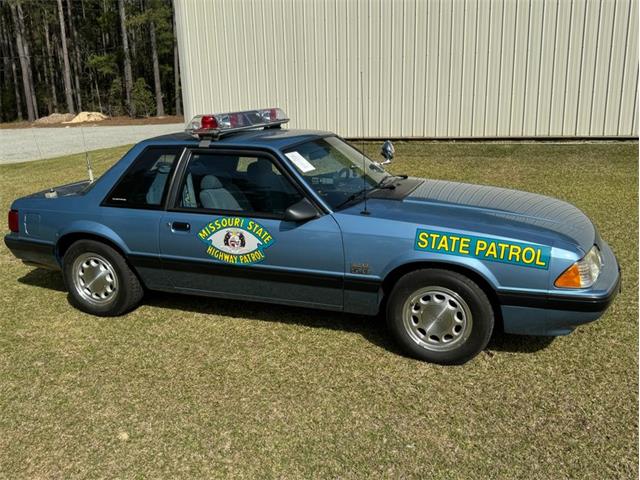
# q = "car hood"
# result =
<box><xmin>399</xmin><ymin>178</ymin><xmax>595</xmax><ymax>251</ymax></box>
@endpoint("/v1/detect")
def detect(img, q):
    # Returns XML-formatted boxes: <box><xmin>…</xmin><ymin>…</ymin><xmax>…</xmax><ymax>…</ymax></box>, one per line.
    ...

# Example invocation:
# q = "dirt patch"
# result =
<box><xmin>63</xmin><ymin>112</ymin><xmax>108</xmax><ymax>124</ymax></box>
<box><xmin>34</xmin><ymin>113</ymin><xmax>75</xmax><ymax>125</ymax></box>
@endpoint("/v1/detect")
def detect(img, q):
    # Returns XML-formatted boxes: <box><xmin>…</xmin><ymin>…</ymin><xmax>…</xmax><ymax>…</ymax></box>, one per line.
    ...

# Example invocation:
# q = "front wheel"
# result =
<box><xmin>386</xmin><ymin>269</ymin><xmax>494</xmax><ymax>365</ymax></box>
<box><xmin>62</xmin><ymin>240</ymin><xmax>144</xmax><ymax>316</ymax></box>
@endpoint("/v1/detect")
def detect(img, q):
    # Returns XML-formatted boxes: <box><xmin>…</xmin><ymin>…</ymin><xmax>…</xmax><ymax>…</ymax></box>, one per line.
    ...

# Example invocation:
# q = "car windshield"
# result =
<box><xmin>282</xmin><ymin>136</ymin><xmax>389</xmax><ymax>210</ymax></box>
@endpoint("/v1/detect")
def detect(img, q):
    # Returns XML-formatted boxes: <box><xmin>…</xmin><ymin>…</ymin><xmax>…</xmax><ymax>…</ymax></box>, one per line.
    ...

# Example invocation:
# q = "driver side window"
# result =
<box><xmin>176</xmin><ymin>152</ymin><xmax>303</xmax><ymax>217</ymax></box>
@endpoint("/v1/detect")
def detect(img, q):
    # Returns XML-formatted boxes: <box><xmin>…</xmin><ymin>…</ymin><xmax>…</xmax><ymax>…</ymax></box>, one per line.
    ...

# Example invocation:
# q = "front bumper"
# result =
<box><xmin>498</xmin><ymin>240</ymin><xmax>621</xmax><ymax>336</ymax></box>
<box><xmin>4</xmin><ymin>234</ymin><xmax>59</xmax><ymax>270</ymax></box>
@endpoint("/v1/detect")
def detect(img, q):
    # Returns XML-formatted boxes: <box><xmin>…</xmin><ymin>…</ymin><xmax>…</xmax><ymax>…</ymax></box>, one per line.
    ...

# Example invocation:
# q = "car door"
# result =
<box><xmin>158</xmin><ymin>148</ymin><xmax>345</xmax><ymax>310</ymax></box>
<box><xmin>99</xmin><ymin>146</ymin><xmax>184</xmax><ymax>290</ymax></box>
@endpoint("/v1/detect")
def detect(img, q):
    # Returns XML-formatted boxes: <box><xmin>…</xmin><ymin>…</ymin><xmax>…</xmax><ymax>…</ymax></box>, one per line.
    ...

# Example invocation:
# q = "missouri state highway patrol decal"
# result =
<box><xmin>415</xmin><ymin>228</ymin><xmax>551</xmax><ymax>270</ymax></box>
<box><xmin>198</xmin><ymin>217</ymin><xmax>274</xmax><ymax>264</ymax></box>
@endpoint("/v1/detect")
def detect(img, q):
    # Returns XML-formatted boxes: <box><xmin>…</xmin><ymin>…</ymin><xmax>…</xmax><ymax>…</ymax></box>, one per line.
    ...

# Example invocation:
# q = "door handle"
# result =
<box><xmin>170</xmin><ymin>221</ymin><xmax>190</xmax><ymax>232</ymax></box>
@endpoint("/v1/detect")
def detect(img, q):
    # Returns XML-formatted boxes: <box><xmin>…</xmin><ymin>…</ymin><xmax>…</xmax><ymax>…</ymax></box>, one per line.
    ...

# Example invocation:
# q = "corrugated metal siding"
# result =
<box><xmin>174</xmin><ymin>0</ymin><xmax>638</xmax><ymax>138</ymax></box>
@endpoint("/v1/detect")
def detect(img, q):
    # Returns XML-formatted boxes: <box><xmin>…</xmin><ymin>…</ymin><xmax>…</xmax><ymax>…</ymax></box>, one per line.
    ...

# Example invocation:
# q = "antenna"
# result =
<box><xmin>360</xmin><ymin>71</ymin><xmax>370</xmax><ymax>216</ymax></box>
<box><xmin>80</xmin><ymin>126</ymin><xmax>94</xmax><ymax>183</ymax></box>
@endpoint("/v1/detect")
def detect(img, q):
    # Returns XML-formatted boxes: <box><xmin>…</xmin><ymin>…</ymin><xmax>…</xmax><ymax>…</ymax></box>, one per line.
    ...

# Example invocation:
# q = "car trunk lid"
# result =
<box><xmin>25</xmin><ymin>180</ymin><xmax>92</xmax><ymax>199</ymax></box>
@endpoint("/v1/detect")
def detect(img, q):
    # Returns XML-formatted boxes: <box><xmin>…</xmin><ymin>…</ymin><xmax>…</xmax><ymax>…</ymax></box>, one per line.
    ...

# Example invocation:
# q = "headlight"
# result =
<box><xmin>555</xmin><ymin>245</ymin><xmax>603</xmax><ymax>288</ymax></box>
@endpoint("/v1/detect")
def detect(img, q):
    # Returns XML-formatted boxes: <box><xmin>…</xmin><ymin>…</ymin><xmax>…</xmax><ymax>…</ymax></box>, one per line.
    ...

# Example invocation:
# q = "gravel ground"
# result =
<box><xmin>0</xmin><ymin>123</ymin><xmax>184</xmax><ymax>164</ymax></box>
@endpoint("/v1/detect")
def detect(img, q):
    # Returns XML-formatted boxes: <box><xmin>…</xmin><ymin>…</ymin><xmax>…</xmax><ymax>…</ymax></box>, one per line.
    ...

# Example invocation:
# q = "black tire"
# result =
<box><xmin>386</xmin><ymin>269</ymin><xmax>494</xmax><ymax>365</ymax></box>
<box><xmin>62</xmin><ymin>239</ymin><xmax>144</xmax><ymax>316</ymax></box>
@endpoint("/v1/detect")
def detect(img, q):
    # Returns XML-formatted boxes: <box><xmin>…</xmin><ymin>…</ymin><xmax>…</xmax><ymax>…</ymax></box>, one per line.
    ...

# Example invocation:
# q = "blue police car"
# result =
<box><xmin>5</xmin><ymin>108</ymin><xmax>620</xmax><ymax>364</ymax></box>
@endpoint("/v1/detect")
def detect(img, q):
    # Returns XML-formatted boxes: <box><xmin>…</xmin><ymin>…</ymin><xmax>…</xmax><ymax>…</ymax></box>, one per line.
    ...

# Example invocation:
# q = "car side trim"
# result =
<box><xmin>129</xmin><ymin>254</ymin><xmax>381</xmax><ymax>293</ymax></box>
<box><xmin>130</xmin><ymin>253</ymin><xmax>341</xmax><ymax>286</ymax></box>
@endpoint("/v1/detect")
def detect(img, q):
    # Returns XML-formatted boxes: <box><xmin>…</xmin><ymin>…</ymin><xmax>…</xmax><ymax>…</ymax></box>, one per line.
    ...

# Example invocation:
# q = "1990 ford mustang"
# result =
<box><xmin>5</xmin><ymin>108</ymin><xmax>621</xmax><ymax>364</ymax></box>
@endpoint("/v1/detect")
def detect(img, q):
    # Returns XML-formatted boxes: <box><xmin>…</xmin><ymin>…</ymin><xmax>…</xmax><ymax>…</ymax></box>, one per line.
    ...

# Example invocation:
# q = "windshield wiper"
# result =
<box><xmin>334</xmin><ymin>188</ymin><xmax>372</xmax><ymax>210</ymax></box>
<box><xmin>376</xmin><ymin>173</ymin><xmax>408</xmax><ymax>189</ymax></box>
<box><xmin>334</xmin><ymin>174</ymin><xmax>409</xmax><ymax>210</ymax></box>
<box><xmin>377</xmin><ymin>175</ymin><xmax>396</xmax><ymax>189</ymax></box>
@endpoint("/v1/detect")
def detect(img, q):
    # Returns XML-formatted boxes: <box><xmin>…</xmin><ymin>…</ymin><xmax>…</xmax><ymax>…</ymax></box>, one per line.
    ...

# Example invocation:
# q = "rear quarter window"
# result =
<box><xmin>103</xmin><ymin>147</ymin><xmax>183</xmax><ymax>209</ymax></box>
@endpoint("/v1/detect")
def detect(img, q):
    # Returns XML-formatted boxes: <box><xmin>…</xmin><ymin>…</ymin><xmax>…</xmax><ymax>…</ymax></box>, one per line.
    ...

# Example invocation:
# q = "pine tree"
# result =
<box><xmin>56</xmin><ymin>0</ymin><xmax>75</xmax><ymax>114</ymax></box>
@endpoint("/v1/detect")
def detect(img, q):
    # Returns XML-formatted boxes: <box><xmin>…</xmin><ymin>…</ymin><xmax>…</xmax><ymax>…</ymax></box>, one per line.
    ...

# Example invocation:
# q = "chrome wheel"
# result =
<box><xmin>71</xmin><ymin>253</ymin><xmax>118</xmax><ymax>305</ymax></box>
<box><xmin>402</xmin><ymin>286</ymin><xmax>472</xmax><ymax>352</ymax></box>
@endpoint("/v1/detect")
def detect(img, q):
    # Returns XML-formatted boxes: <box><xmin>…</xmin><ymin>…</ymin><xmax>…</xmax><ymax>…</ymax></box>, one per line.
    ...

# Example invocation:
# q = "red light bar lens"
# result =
<box><xmin>200</xmin><ymin>115</ymin><xmax>218</xmax><ymax>129</ymax></box>
<box><xmin>8</xmin><ymin>210</ymin><xmax>18</xmax><ymax>233</ymax></box>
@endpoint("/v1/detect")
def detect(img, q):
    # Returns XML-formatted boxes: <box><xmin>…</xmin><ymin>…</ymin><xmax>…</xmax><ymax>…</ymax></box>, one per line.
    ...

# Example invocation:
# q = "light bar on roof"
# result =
<box><xmin>186</xmin><ymin>108</ymin><xmax>289</xmax><ymax>138</ymax></box>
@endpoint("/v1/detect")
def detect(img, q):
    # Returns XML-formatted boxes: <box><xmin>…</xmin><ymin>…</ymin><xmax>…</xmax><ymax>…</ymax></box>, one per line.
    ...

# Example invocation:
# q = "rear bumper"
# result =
<box><xmin>497</xmin><ymin>240</ymin><xmax>621</xmax><ymax>336</ymax></box>
<box><xmin>4</xmin><ymin>234</ymin><xmax>59</xmax><ymax>270</ymax></box>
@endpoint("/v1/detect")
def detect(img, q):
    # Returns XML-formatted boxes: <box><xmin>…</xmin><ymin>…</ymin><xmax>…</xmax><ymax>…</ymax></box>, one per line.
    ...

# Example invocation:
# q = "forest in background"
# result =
<box><xmin>0</xmin><ymin>0</ymin><xmax>181</xmax><ymax>123</ymax></box>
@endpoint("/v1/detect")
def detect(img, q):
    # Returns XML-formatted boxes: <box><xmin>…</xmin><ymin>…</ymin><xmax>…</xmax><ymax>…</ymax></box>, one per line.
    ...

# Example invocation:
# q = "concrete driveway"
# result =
<box><xmin>0</xmin><ymin>123</ymin><xmax>184</xmax><ymax>164</ymax></box>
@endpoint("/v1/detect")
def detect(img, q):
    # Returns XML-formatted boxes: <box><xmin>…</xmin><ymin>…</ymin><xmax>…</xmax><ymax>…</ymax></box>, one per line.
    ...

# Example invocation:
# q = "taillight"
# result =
<box><xmin>8</xmin><ymin>210</ymin><xmax>18</xmax><ymax>233</ymax></box>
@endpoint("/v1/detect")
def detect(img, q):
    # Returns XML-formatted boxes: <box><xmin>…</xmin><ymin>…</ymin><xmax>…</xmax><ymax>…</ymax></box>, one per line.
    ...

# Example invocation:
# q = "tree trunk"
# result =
<box><xmin>101</xmin><ymin>0</ymin><xmax>108</xmax><ymax>54</ymax></box>
<box><xmin>9</xmin><ymin>3</ymin><xmax>35</xmax><ymax>121</ymax></box>
<box><xmin>66</xmin><ymin>0</ymin><xmax>83</xmax><ymax>111</ymax></box>
<box><xmin>17</xmin><ymin>3</ymin><xmax>38</xmax><ymax>119</ymax></box>
<box><xmin>41</xmin><ymin>41</ymin><xmax>53</xmax><ymax>114</ymax></box>
<box><xmin>56</xmin><ymin>0</ymin><xmax>75</xmax><ymax>114</ymax></box>
<box><xmin>11</xmin><ymin>55</ymin><xmax>23</xmax><ymax>121</ymax></box>
<box><xmin>93</xmin><ymin>75</ymin><xmax>103</xmax><ymax>113</ymax></box>
<box><xmin>1</xmin><ymin>15</ymin><xmax>22</xmax><ymax>121</ymax></box>
<box><xmin>173</xmin><ymin>13</ymin><xmax>182</xmax><ymax>117</ymax></box>
<box><xmin>150</xmin><ymin>20</ymin><xmax>164</xmax><ymax>116</ymax></box>
<box><xmin>44</xmin><ymin>22</ymin><xmax>59</xmax><ymax>111</ymax></box>
<box><xmin>0</xmin><ymin>16</ymin><xmax>8</xmax><ymax>121</ymax></box>
<box><xmin>6</xmin><ymin>17</ymin><xmax>24</xmax><ymax>121</ymax></box>
<box><xmin>20</xmin><ymin>4</ymin><xmax>39</xmax><ymax>119</ymax></box>
<box><xmin>118</xmin><ymin>0</ymin><xmax>134</xmax><ymax>116</ymax></box>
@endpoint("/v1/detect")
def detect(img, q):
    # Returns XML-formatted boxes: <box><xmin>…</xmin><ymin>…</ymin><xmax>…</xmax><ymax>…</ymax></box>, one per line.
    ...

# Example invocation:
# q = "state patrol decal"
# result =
<box><xmin>415</xmin><ymin>228</ymin><xmax>551</xmax><ymax>270</ymax></box>
<box><xmin>198</xmin><ymin>217</ymin><xmax>274</xmax><ymax>264</ymax></box>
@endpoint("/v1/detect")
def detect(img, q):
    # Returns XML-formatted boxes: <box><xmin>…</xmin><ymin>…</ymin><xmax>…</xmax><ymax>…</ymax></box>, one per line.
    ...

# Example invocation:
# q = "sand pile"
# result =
<box><xmin>34</xmin><ymin>112</ymin><xmax>75</xmax><ymax>124</ymax></box>
<box><xmin>63</xmin><ymin>112</ymin><xmax>108</xmax><ymax>124</ymax></box>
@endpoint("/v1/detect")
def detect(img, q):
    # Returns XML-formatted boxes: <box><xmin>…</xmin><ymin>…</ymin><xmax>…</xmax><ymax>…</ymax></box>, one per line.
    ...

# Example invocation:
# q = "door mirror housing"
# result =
<box><xmin>283</xmin><ymin>197</ymin><xmax>319</xmax><ymax>223</ymax></box>
<box><xmin>380</xmin><ymin>140</ymin><xmax>395</xmax><ymax>165</ymax></box>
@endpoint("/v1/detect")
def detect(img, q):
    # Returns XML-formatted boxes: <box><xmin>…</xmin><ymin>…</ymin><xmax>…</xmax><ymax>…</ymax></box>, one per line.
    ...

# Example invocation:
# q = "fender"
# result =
<box><xmin>56</xmin><ymin>220</ymin><xmax>131</xmax><ymax>261</ymax></box>
<box><xmin>380</xmin><ymin>250</ymin><xmax>501</xmax><ymax>292</ymax></box>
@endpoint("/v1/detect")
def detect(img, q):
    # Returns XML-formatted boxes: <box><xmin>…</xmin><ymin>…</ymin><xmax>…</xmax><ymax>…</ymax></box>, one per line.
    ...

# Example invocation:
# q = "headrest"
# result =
<box><xmin>247</xmin><ymin>159</ymin><xmax>272</xmax><ymax>176</ymax></box>
<box><xmin>156</xmin><ymin>162</ymin><xmax>172</xmax><ymax>174</ymax></box>
<box><xmin>200</xmin><ymin>175</ymin><xmax>223</xmax><ymax>190</ymax></box>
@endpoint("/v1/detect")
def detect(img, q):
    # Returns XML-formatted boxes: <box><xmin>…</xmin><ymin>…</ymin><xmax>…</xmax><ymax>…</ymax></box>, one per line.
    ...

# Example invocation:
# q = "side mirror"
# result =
<box><xmin>283</xmin><ymin>197</ymin><xmax>319</xmax><ymax>223</ymax></box>
<box><xmin>380</xmin><ymin>140</ymin><xmax>395</xmax><ymax>165</ymax></box>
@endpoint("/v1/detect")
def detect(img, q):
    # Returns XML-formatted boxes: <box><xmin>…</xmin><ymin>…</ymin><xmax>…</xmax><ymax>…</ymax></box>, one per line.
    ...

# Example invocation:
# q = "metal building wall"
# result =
<box><xmin>174</xmin><ymin>0</ymin><xmax>638</xmax><ymax>138</ymax></box>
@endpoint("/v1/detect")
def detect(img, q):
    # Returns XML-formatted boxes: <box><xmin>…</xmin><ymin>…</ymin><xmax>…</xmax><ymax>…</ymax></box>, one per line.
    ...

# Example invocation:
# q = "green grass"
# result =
<box><xmin>0</xmin><ymin>142</ymin><xmax>637</xmax><ymax>479</ymax></box>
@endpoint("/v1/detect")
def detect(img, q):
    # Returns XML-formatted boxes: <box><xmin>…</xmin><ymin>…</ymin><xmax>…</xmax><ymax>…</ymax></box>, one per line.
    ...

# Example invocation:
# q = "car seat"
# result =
<box><xmin>247</xmin><ymin>159</ymin><xmax>289</xmax><ymax>211</ymax></box>
<box><xmin>247</xmin><ymin>159</ymin><xmax>284</xmax><ymax>191</ymax></box>
<box><xmin>199</xmin><ymin>175</ymin><xmax>249</xmax><ymax>211</ymax></box>
<box><xmin>145</xmin><ymin>162</ymin><xmax>172</xmax><ymax>205</ymax></box>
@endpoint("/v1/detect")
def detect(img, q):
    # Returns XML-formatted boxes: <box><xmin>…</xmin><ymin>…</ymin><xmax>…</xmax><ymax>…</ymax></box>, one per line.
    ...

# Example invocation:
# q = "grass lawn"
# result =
<box><xmin>0</xmin><ymin>141</ymin><xmax>637</xmax><ymax>478</ymax></box>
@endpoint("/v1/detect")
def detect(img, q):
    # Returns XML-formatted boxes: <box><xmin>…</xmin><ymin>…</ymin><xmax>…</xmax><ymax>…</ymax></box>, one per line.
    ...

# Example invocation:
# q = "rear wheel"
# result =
<box><xmin>386</xmin><ymin>269</ymin><xmax>494</xmax><ymax>365</ymax></box>
<box><xmin>63</xmin><ymin>240</ymin><xmax>143</xmax><ymax>316</ymax></box>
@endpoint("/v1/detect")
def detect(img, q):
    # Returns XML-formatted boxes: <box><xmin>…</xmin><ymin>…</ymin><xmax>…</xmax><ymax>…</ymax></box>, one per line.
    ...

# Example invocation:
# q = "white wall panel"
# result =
<box><xmin>174</xmin><ymin>0</ymin><xmax>639</xmax><ymax>138</ymax></box>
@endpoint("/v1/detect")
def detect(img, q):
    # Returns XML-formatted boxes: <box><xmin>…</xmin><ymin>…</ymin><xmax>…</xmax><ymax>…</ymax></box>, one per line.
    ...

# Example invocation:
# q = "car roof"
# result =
<box><xmin>145</xmin><ymin>128</ymin><xmax>333</xmax><ymax>151</ymax></box>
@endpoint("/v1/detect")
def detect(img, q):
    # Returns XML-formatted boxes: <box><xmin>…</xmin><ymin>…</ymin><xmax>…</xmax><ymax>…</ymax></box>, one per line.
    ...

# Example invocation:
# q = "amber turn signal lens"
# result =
<box><xmin>554</xmin><ymin>263</ymin><xmax>582</xmax><ymax>288</ymax></box>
